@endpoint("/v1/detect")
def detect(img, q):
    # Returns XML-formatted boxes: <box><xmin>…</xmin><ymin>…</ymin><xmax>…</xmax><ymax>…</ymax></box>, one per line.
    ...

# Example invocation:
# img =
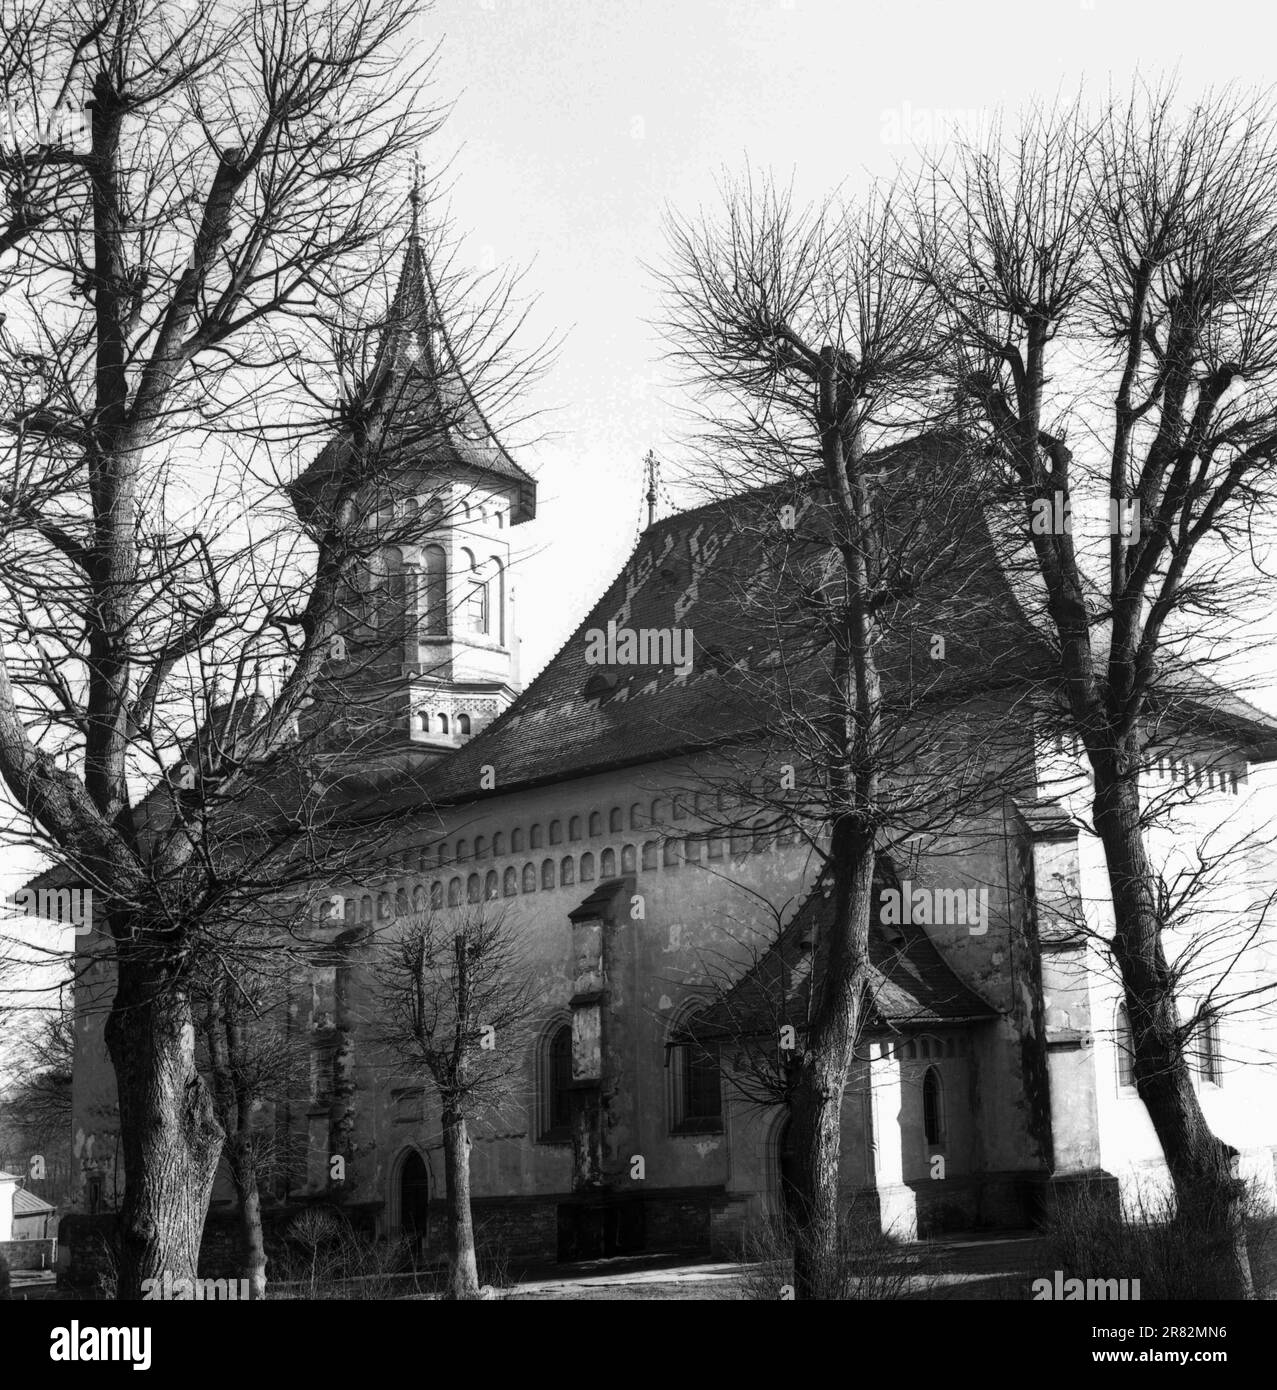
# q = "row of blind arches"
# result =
<box><xmin>336</xmin><ymin>840</ymin><xmax>722</xmax><ymax>921</ymax></box>
<box><xmin>435</xmin><ymin>802</ymin><xmax>811</xmax><ymax>867</ymax></box>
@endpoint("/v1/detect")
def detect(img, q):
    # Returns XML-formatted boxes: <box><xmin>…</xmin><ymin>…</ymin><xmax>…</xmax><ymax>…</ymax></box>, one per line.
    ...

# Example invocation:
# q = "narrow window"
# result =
<box><xmin>1116</xmin><ymin>1006</ymin><xmax>1136</xmax><ymax>1090</ymax></box>
<box><xmin>600</xmin><ymin>848</ymin><xmax>616</xmax><ymax>877</ymax></box>
<box><xmin>560</xmin><ymin>856</ymin><xmax>575</xmax><ymax>887</ymax></box>
<box><xmin>589</xmin><ymin>812</ymin><xmax>603</xmax><ymax>837</ymax></box>
<box><xmin>609</xmin><ymin>808</ymin><xmax>623</xmax><ymax>834</ymax></box>
<box><xmin>923</xmin><ymin>1067</ymin><xmax>944</xmax><ymax>1145</ymax></box>
<box><xmin>421</xmin><ymin>545</ymin><xmax>447</xmax><ymax>636</ymax></box>
<box><xmin>580</xmin><ymin>852</ymin><xmax>595</xmax><ymax>882</ymax></box>
<box><xmin>503</xmin><ymin>867</ymin><xmax>518</xmax><ymax>897</ymax></box>
<box><xmin>541</xmin><ymin>858</ymin><xmax>555</xmax><ymax>890</ymax></box>
<box><xmin>522</xmin><ymin>863</ymin><xmax>537</xmax><ymax>893</ymax></box>
<box><xmin>670</xmin><ymin>1008</ymin><xmax>722</xmax><ymax>1132</ymax></box>
<box><xmin>540</xmin><ymin>1024</ymin><xmax>574</xmax><ymax>1141</ymax></box>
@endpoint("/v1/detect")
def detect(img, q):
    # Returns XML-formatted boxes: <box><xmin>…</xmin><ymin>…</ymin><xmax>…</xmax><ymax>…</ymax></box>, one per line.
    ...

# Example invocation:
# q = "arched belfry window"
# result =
<box><xmin>460</xmin><ymin>547</ymin><xmax>488</xmax><ymax>636</ymax></box>
<box><xmin>922</xmin><ymin>1067</ymin><xmax>944</xmax><ymax>1146</ymax></box>
<box><xmin>421</xmin><ymin>544</ymin><xmax>447</xmax><ymax>636</ymax></box>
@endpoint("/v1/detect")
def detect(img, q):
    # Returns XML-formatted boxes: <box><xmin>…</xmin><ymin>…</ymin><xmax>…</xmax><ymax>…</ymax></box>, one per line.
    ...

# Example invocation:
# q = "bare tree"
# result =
<box><xmin>195</xmin><ymin>942</ymin><xmax>312</xmax><ymax>1300</ymax></box>
<box><xmin>370</xmin><ymin>904</ymin><xmax>534</xmax><ymax>1300</ymax></box>
<box><xmin>657</xmin><ymin>177</ymin><xmax>1035</xmax><ymax>1296</ymax></box>
<box><xmin>913</xmin><ymin>84</ymin><xmax>1277</xmax><ymax>1296</ymax></box>
<box><xmin>0</xmin><ymin>0</ymin><xmax>547</xmax><ymax>1298</ymax></box>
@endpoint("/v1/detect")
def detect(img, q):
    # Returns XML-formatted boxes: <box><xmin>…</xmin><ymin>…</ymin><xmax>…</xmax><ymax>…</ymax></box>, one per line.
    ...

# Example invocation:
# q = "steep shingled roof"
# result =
<box><xmin>346</xmin><ymin>432</ymin><xmax>1064</xmax><ymax>819</ymax></box>
<box><xmin>289</xmin><ymin>194</ymin><xmax>536</xmax><ymax>526</ymax></box>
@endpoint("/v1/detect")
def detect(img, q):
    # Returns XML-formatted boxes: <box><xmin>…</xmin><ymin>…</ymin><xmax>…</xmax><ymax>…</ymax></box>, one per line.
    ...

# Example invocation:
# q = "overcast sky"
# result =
<box><xmin>414</xmin><ymin>0</ymin><xmax>1277</xmax><ymax>685</ymax></box>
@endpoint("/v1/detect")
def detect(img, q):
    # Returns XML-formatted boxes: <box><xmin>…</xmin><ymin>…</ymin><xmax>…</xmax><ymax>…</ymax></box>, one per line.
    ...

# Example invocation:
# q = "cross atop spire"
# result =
<box><xmin>408</xmin><ymin>156</ymin><xmax>423</xmax><ymax>246</ymax></box>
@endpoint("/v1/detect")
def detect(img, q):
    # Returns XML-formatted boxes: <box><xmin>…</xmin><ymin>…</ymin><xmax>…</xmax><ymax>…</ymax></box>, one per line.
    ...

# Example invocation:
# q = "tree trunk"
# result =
<box><xmin>441</xmin><ymin>1110</ymin><xmax>480</xmax><ymax>1299</ymax></box>
<box><xmin>104</xmin><ymin>948</ymin><xmax>224</xmax><ymax>1300</ymax></box>
<box><xmin>1093</xmin><ymin>760</ymin><xmax>1254</xmax><ymax>1299</ymax></box>
<box><xmin>227</xmin><ymin>1136</ymin><xmax>268</xmax><ymax>1301</ymax></box>
<box><xmin>786</xmin><ymin>819</ymin><xmax>876</xmax><ymax>1300</ymax></box>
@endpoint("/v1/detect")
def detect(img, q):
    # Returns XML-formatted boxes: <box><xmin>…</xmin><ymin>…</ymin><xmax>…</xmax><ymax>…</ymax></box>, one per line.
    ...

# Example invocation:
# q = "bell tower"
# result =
<box><xmin>292</xmin><ymin>183</ymin><xmax>537</xmax><ymax>765</ymax></box>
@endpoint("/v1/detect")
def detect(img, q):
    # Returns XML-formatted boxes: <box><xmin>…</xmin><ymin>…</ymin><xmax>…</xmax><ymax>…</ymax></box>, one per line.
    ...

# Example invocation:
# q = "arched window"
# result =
<box><xmin>569</xmin><ymin>816</ymin><xmax>582</xmax><ymax>842</ymax></box>
<box><xmin>621</xmin><ymin>844</ymin><xmax>636</xmax><ymax>873</ymax></box>
<box><xmin>456</xmin><ymin>839</ymin><xmax>469</xmax><ymax>862</ymax></box>
<box><xmin>538</xmin><ymin>1023</ymin><xmax>574</xmax><ymax>1142</ymax></box>
<box><xmin>437</xmin><ymin>844</ymin><xmax>448</xmax><ymax>867</ymax></box>
<box><xmin>430</xmin><ymin>881</ymin><xmax>443</xmax><ymax>910</ymax></box>
<box><xmin>522</xmin><ymin>863</ymin><xmax>537</xmax><ymax>893</ymax></box>
<box><xmin>360</xmin><ymin>896</ymin><xmax>373</xmax><ymax>922</ymax></box>
<box><xmin>457</xmin><ymin>713</ymin><xmax>472</xmax><ymax>736</ymax></box>
<box><xmin>672</xmin><ymin>796</ymin><xmax>688</xmax><ymax>821</ymax></box>
<box><xmin>437</xmin><ymin>712</ymin><xmax>449</xmax><ymax>734</ymax></box>
<box><xmin>650</xmin><ymin>798</ymin><xmax>666</xmax><ymax>826</ymax></box>
<box><xmin>663</xmin><ymin>840</ymin><xmax>680</xmax><ymax>868</ymax></box>
<box><xmin>503</xmin><ymin>867</ymin><xmax>518</xmax><ymax>897</ymax></box>
<box><xmin>541</xmin><ymin>858</ymin><xmax>555</xmax><ymax>890</ymax></box>
<box><xmin>683</xmin><ymin>837</ymin><xmax>702</xmax><ymax>865</ymax></box>
<box><xmin>580</xmin><ymin>852</ymin><xmax>595</xmax><ymax>882</ymax></box>
<box><xmin>669</xmin><ymin>1007</ymin><xmax>722</xmax><ymax>1133</ymax></box>
<box><xmin>589</xmin><ymin>812</ymin><xmax>603</xmax><ymax>837</ymax></box>
<box><xmin>1115</xmin><ymin>1006</ymin><xmax>1136</xmax><ymax>1090</ymax></box>
<box><xmin>492</xmin><ymin>832</ymin><xmax>504</xmax><ymax>857</ymax></box>
<box><xmin>609</xmin><ymin>808</ymin><xmax>623</xmax><ymax>834</ymax></box>
<box><xmin>511</xmin><ymin>827</ymin><xmax>524</xmax><ymax>852</ymax></box>
<box><xmin>484</xmin><ymin>870</ymin><xmax>499</xmax><ymax>901</ymax></box>
<box><xmin>421</xmin><ymin>544</ymin><xmax>447</xmax><ymax>636</ymax></box>
<box><xmin>600</xmin><ymin>848</ymin><xmax>616</xmax><ymax>877</ymax></box>
<box><xmin>447</xmin><ymin>878</ymin><xmax>462</xmax><ymax>907</ymax></box>
<box><xmin>549</xmin><ymin>820</ymin><xmax>563</xmax><ymax>845</ymax></box>
<box><xmin>629</xmin><ymin>803</ymin><xmax>643</xmax><ymax>829</ymax></box>
<box><xmin>378</xmin><ymin>892</ymin><xmax>392</xmax><ymax>919</ymax></box>
<box><xmin>707</xmin><ymin>835</ymin><xmax>725</xmax><ymax>861</ymax></box>
<box><xmin>641</xmin><ymin>841</ymin><xmax>658</xmax><ymax>870</ymax></box>
<box><xmin>560</xmin><ymin>856</ymin><xmax>575</xmax><ymax>887</ymax></box>
<box><xmin>466</xmin><ymin>874</ymin><xmax>481</xmax><ymax>904</ymax></box>
<box><xmin>530</xmin><ymin>824</ymin><xmax>544</xmax><ymax>849</ymax></box>
<box><xmin>461</xmin><ymin>548</ymin><xmax>489</xmax><ymax>635</ymax></box>
<box><xmin>922</xmin><ymin>1067</ymin><xmax>944</xmax><ymax>1145</ymax></box>
<box><xmin>397</xmin><ymin>888</ymin><xmax>410</xmax><ymax>915</ymax></box>
<box><xmin>474</xmin><ymin>835</ymin><xmax>486</xmax><ymax>859</ymax></box>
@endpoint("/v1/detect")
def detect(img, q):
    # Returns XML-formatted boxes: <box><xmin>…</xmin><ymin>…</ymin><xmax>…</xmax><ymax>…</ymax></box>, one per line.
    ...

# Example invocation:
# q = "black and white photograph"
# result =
<box><xmin>1</xmin><ymin>0</ymin><xmax>1275</xmax><ymax>1362</ymax></box>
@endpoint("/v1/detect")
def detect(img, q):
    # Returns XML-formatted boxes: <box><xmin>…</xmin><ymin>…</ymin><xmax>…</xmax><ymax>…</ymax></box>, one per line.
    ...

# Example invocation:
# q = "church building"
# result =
<box><xmin>66</xmin><ymin>210</ymin><xmax>1277</xmax><ymax>1272</ymax></box>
